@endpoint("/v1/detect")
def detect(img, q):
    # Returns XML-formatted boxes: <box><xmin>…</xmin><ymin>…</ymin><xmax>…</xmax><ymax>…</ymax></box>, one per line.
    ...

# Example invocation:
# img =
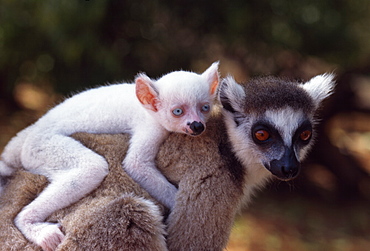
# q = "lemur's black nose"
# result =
<box><xmin>281</xmin><ymin>163</ymin><xmax>299</xmax><ymax>179</ymax></box>
<box><xmin>268</xmin><ymin>147</ymin><xmax>300</xmax><ymax>181</ymax></box>
<box><xmin>189</xmin><ymin>121</ymin><xmax>205</xmax><ymax>135</ymax></box>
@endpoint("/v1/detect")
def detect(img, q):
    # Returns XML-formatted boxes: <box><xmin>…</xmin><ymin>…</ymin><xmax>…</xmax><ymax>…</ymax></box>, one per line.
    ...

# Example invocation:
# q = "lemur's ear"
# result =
<box><xmin>135</xmin><ymin>73</ymin><xmax>159</xmax><ymax>112</ymax></box>
<box><xmin>218</xmin><ymin>76</ymin><xmax>246</xmax><ymax>114</ymax></box>
<box><xmin>202</xmin><ymin>61</ymin><xmax>220</xmax><ymax>96</ymax></box>
<box><xmin>301</xmin><ymin>73</ymin><xmax>335</xmax><ymax>108</ymax></box>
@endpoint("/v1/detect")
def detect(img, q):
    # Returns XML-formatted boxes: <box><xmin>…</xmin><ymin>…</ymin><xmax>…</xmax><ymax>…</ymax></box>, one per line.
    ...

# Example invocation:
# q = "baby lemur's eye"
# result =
<box><xmin>300</xmin><ymin>130</ymin><xmax>312</xmax><ymax>141</ymax></box>
<box><xmin>254</xmin><ymin>130</ymin><xmax>270</xmax><ymax>142</ymax></box>
<box><xmin>172</xmin><ymin>108</ymin><xmax>183</xmax><ymax>116</ymax></box>
<box><xmin>201</xmin><ymin>104</ymin><xmax>210</xmax><ymax>112</ymax></box>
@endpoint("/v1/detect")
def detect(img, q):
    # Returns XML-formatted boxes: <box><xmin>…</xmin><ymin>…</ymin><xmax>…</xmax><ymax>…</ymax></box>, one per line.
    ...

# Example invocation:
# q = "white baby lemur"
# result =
<box><xmin>0</xmin><ymin>62</ymin><xmax>219</xmax><ymax>251</ymax></box>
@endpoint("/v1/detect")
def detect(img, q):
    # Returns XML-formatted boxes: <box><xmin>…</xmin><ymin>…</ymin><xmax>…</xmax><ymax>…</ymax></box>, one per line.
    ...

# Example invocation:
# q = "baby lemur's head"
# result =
<box><xmin>135</xmin><ymin>62</ymin><xmax>219</xmax><ymax>136</ymax></box>
<box><xmin>219</xmin><ymin>74</ymin><xmax>335</xmax><ymax>181</ymax></box>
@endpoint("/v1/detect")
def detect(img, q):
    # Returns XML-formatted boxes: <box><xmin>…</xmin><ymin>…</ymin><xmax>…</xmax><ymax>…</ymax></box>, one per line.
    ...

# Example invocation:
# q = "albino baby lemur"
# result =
<box><xmin>0</xmin><ymin>62</ymin><xmax>219</xmax><ymax>251</ymax></box>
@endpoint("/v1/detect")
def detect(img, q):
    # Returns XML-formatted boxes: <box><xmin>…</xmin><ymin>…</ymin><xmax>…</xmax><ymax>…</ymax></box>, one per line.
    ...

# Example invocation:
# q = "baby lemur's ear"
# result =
<box><xmin>218</xmin><ymin>76</ymin><xmax>246</xmax><ymax>114</ymax></box>
<box><xmin>135</xmin><ymin>73</ymin><xmax>160</xmax><ymax>112</ymax></box>
<box><xmin>202</xmin><ymin>61</ymin><xmax>220</xmax><ymax>96</ymax></box>
<box><xmin>300</xmin><ymin>73</ymin><xmax>336</xmax><ymax>108</ymax></box>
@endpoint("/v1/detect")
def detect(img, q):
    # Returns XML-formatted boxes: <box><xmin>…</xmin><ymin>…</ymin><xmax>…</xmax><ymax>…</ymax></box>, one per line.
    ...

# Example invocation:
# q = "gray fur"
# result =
<box><xmin>220</xmin><ymin>75</ymin><xmax>315</xmax><ymax>116</ymax></box>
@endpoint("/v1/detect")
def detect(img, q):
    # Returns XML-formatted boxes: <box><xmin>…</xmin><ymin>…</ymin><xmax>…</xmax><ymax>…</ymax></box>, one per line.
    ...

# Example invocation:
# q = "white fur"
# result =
<box><xmin>0</xmin><ymin>63</ymin><xmax>219</xmax><ymax>251</ymax></box>
<box><xmin>264</xmin><ymin>108</ymin><xmax>309</xmax><ymax>161</ymax></box>
<box><xmin>300</xmin><ymin>73</ymin><xmax>336</xmax><ymax>108</ymax></box>
<box><xmin>264</xmin><ymin>108</ymin><xmax>307</xmax><ymax>148</ymax></box>
<box><xmin>219</xmin><ymin>75</ymin><xmax>246</xmax><ymax>111</ymax></box>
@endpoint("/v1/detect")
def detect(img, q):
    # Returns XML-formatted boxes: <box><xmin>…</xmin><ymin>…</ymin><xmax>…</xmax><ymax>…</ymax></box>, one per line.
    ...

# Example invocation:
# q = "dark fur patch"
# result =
<box><xmin>218</xmin><ymin>135</ymin><xmax>245</xmax><ymax>188</ymax></box>
<box><xmin>242</xmin><ymin>77</ymin><xmax>314</xmax><ymax>115</ymax></box>
<box><xmin>0</xmin><ymin>176</ymin><xmax>8</xmax><ymax>189</ymax></box>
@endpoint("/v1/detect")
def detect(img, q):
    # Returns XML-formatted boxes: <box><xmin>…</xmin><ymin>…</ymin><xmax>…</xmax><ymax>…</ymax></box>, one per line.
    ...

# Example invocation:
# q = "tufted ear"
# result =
<box><xmin>201</xmin><ymin>61</ymin><xmax>220</xmax><ymax>96</ymax></box>
<box><xmin>218</xmin><ymin>76</ymin><xmax>246</xmax><ymax>114</ymax></box>
<box><xmin>135</xmin><ymin>73</ymin><xmax>160</xmax><ymax>112</ymax></box>
<box><xmin>301</xmin><ymin>73</ymin><xmax>336</xmax><ymax>108</ymax></box>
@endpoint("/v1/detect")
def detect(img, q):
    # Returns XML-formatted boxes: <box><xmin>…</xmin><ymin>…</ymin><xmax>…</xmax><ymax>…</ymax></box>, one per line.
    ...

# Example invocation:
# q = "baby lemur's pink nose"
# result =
<box><xmin>189</xmin><ymin>121</ymin><xmax>205</xmax><ymax>135</ymax></box>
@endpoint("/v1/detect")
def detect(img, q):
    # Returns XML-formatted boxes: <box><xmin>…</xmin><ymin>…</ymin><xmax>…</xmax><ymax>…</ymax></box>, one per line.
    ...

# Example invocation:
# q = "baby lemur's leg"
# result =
<box><xmin>123</xmin><ymin>129</ymin><xmax>177</xmax><ymax>210</ymax></box>
<box><xmin>15</xmin><ymin>134</ymin><xmax>109</xmax><ymax>251</ymax></box>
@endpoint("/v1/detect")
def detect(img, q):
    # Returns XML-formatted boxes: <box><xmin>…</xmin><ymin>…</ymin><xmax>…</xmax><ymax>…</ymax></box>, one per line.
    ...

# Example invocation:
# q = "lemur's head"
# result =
<box><xmin>135</xmin><ymin>62</ymin><xmax>219</xmax><ymax>136</ymax></box>
<box><xmin>219</xmin><ymin>74</ymin><xmax>335</xmax><ymax>181</ymax></box>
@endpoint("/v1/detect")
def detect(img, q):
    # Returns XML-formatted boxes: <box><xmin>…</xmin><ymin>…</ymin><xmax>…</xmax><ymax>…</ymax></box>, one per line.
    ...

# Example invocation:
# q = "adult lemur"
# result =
<box><xmin>0</xmin><ymin>72</ymin><xmax>334</xmax><ymax>251</ymax></box>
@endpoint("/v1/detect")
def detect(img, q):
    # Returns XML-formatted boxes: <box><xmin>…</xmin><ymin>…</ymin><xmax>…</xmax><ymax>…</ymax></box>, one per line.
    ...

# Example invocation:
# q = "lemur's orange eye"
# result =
<box><xmin>300</xmin><ymin>130</ymin><xmax>312</xmax><ymax>141</ymax></box>
<box><xmin>255</xmin><ymin>130</ymin><xmax>270</xmax><ymax>141</ymax></box>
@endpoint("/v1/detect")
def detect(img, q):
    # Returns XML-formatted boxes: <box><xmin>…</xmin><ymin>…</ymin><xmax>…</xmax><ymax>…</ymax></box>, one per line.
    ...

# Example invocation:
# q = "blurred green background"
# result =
<box><xmin>0</xmin><ymin>0</ymin><xmax>369</xmax><ymax>250</ymax></box>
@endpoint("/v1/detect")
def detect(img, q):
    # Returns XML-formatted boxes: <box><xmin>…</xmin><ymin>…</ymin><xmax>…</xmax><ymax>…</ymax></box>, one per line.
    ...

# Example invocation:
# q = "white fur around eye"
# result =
<box><xmin>264</xmin><ymin>108</ymin><xmax>306</xmax><ymax>147</ymax></box>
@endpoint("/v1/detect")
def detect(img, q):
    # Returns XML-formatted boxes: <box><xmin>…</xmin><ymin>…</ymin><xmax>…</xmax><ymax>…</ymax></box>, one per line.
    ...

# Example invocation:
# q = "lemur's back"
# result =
<box><xmin>0</xmin><ymin>83</ymin><xmax>146</xmax><ymax>173</ymax></box>
<box><xmin>31</xmin><ymin>83</ymin><xmax>150</xmax><ymax>135</ymax></box>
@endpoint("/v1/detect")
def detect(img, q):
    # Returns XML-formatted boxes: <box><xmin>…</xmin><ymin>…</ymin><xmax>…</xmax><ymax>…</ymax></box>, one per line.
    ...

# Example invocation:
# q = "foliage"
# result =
<box><xmin>0</xmin><ymin>0</ymin><xmax>369</xmax><ymax>96</ymax></box>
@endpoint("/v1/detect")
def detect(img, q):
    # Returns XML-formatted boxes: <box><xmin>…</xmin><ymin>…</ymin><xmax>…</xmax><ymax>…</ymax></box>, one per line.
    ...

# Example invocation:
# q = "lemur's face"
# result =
<box><xmin>219</xmin><ymin>74</ymin><xmax>335</xmax><ymax>181</ymax></box>
<box><xmin>245</xmin><ymin>108</ymin><xmax>314</xmax><ymax>180</ymax></box>
<box><xmin>135</xmin><ymin>62</ymin><xmax>219</xmax><ymax>137</ymax></box>
<box><xmin>150</xmin><ymin>63</ymin><xmax>219</xmax><ymax>136</ymax></box>
<box><xmin>162</xmin><ymin>101</ymin><xmax>211</xmax><ymax>136</ymax></box>
<box><xmin>223</xmin><ymin>107</ymin><xmax>314</xmax><ymax>181</ymax></box>
<box><xmin>154</xmin><ymin>78</ymin><xmax>215</xmax><ymax>136</ymax></box>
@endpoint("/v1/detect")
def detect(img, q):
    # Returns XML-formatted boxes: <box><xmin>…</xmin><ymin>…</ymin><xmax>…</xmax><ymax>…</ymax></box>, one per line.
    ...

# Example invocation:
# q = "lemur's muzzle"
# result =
<box><xmin>189</xmin><ymin>121</ymin><xmax>205</xmax><ymax>136</ymax></box>
<box><xmin>266</xmin><ymin>147</ymin><xmax>300</xmax><ymax>181</ymax></box>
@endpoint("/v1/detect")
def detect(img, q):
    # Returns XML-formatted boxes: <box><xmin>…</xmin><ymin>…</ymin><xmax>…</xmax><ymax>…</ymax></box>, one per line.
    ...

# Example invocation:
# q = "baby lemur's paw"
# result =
<box><xmin>16</xmin><ymin>218</ymin><xmax>64</xmax><ymax>251</ymax></box>
<box><xmin>34</xmin><ymin>223</ymin><xmax>65</xmax><ymax>251</ymax></box>
<box><xmin>15</xmin><ymin>208</ymin><xmax>65</xmax><ymax>250</ymax></box>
